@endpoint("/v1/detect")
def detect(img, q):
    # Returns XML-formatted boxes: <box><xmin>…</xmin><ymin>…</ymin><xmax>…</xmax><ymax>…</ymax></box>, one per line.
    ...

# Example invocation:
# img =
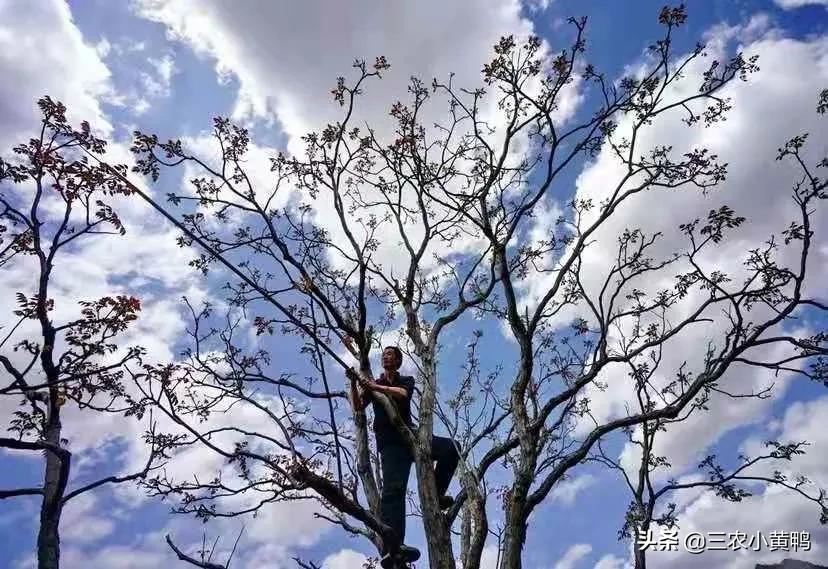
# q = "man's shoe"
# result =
<box><xmin>399</xmin><ymin>544</ymin><xmax>421</xmax><ymax>562</ymax></box>
<box><xmin>439</xmin><ymin>494</ymin><xmax>455</xmax><ymax>510</ymax></box>
<box><xmin>380</xmin><ymin>545</ymin><xmax>420</xmax><ymax>568</ymax></box>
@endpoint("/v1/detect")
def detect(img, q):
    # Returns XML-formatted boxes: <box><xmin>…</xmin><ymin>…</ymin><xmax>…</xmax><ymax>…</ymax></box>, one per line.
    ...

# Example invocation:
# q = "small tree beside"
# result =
<box><xmin>0</xmin><ymin>98</ymin><xmax>169</xmax><ymax>569</ymax></box>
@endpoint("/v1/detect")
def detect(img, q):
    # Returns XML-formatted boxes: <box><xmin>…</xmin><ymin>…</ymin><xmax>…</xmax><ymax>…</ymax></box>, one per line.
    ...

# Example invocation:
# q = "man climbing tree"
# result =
<box><xmin>348</xmin><ymin>346</ymin><xmax>459</xmax><ymax>568</ymax></box>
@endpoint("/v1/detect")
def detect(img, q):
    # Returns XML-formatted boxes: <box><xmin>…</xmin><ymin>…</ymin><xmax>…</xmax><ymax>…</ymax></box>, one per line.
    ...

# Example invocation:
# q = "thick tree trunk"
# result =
<box><xmin>459</xmin><ymin>467</ymin><xmax>488</xmax><ymax>569</ymax></box>
<box><xmin>415</xmin><ymin>457</ymin><xmax>456</xmax><ymax>569</ymax></box>
<box><xmin>460</xmin><ymin>501</ymin><xmax>472</xmax><ymax>565</ymax></box>
<box><xmin>499</xmin><ymin>350</ymin><xmax>536</xmax><ymax>569</ymax></box>
<box><xmin>498</xmin><ymin>474</ymin><xmax>530</xmax><ymax>569</ymax></box>
<box><xmin>353</xmin><ymin>366</ymin><xmax>381</xmax><ymax>514</ymax></box>
<box><xmin>414</xmin><ymin>355</ymin><xmax>455</xmax><ymax>569</ymax></box>
<box><xmin>32</xmin><ymin>191</ymin><xmax>67</xmax><ymax>569</ymax></box>
<box><xmin>37</xmin><ymin>417</ymin><xmax>65</xmax><ymax>569</ymax></box>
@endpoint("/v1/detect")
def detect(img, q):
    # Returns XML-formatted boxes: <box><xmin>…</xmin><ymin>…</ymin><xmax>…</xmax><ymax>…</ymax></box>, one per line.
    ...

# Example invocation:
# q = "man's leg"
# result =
<box><xmin>431</xmin><ymin>435</ymin><xmax>459</xmax><ymax>498</ymax></box>
<box><xmin>379</xmin><ymin>443</ymin><xmax>413</xmax><ymax>550</ymax></box>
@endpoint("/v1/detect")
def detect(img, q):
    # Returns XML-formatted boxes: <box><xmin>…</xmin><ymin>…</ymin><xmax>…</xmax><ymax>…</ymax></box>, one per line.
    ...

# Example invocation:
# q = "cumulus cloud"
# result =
<box><xmin>554</xmin><ymin>543</ymin><xmax>593</xmax><ymax>569</ymax></box>
<box><xmin>4</xmin><ymin>2</ymin><xmax>827</xmax><ymax>569</ymax></box>
<box><xmin>550</xmin><ymin>474</ymin><xmax>598</xmax><ymax>506</ymax></box>
<box><xmin>60</xmin><ymin>493</ymin><xmax>115</xmax><ymax>544</ymax></box>
<box><xmin>239</xmin><ymin>543</ymin><xmax>292</xmax><ymax>569</ymax></box>
<box><xmin>323</xmin><ymin>548</ymin><xmax>369</xmax><ymax>569</ymax></box>
<box><xmin>479</xmin><ymin>544</ymin><xmax>503</xmax><ymax>569</ymax></box>
<box><xmin>13</xmin><ymin>529</ymin><xmax>172</xmax><ymax>569</ymax></box>
<box><xmin>743</xmin><ymin>397</ymin><xmax>828</xmax><ymax>479</ymax></box>
<box><xmin>774</xmin><ymin>0</ymin><xmax>828</xmax><ymax>9</ymax></box>
<box><xmin>133</xmin><ymin>53</ymin><xmax>177</xmax><ymax>114</ymax></box>
<box><xmin>0</xmin><ymin>0</ymin><xmax>113</xmax><ymax>148</ymax></box>
<box><xmin>85</xmin><ymin>2</ymin><xmax>576</xmax><ymax>551</ymax></box>
<box><xmin>132</xmin><ymin>0</ymin><xmax>538</xmax><ymax>147</ymax></box>
<box><xmin>593</xmin><ymin>554</ymin><xmax>626</xmax><ymax>569</ymax></box>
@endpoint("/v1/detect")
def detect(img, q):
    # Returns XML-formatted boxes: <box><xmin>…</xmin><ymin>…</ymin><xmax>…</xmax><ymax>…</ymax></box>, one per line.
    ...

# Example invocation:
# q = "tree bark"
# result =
<box><xmin>415</xmin><ymin>456</ymin><xmax>456</xmax><ymax>569</ymax></box>
<box><xmin>499</xmin><ymin>347</ymin><xmax>536</xmax><ymax>569</ymax></box>
<box><xmin>460</xmin><ymin>466</ymin><xmax>488</xmax><ymax>569</ymax></box>
<box><xmin>499</xmin><ymin>473</ymin><xmax>530</xmax><ymax>569</ymax></box>
<box><xmin>414</xmin><ymin>348</ymin><xmax>456</xmax><ymax>569</ymax></box>
<box><xmin>37</xmin><ymin>415</ymin><xmax>66</xmax><ymax>569</ymax></box>
<box><xmin>633</xmin><ymin>518</ymin><xmax>650</xmax><ymax>569</ymax></box>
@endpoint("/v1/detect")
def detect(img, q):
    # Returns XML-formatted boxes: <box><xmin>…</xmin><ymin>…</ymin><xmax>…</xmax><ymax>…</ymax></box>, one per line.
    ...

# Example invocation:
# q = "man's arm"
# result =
<box><xmin>366</xmin><ymin>380</ymin><xmax>409</xmax><ymax>401</ymax></box>
<box><xmin>348</xmin><ymin>368</ymin><xmax>410</xmax><ymax>402</ymax></box>
<box><xmin>347</xmin><ymin>368</ymin><xmax>412</xmax><ymax>409</ymax></box>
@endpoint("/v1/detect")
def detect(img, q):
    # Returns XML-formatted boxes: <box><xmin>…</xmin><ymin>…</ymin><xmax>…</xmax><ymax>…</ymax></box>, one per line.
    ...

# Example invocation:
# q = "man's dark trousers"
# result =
<box><xmin>379</xmin><ymin>435</ymin><xmax>459</xmax><ymax>548</ymax></box>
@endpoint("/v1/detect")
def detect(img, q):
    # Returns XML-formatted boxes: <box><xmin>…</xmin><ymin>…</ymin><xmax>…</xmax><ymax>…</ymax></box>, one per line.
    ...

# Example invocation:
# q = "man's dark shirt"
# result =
<box><xmin>369</xmin><ymin>372</ymin><xmax>415</xmax><ymax>448</ymax></box>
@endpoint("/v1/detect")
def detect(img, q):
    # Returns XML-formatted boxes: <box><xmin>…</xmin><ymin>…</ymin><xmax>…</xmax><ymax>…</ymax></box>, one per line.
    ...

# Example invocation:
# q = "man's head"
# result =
<box><xmin>381</xmin><ymin>346</ymin><xmax>403</xmax><ymax>372</ymax></box>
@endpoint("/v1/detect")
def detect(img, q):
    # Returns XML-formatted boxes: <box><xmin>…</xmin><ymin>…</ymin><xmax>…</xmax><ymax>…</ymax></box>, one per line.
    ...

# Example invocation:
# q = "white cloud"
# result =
<box><xmin>243</xmin><ymin>496</ymin><xmax>330</xmax><ymax>548</ymax></box>
<box><xmin>593</xmin><ymin>554</ymin><xmax>625</xmax><ymax>569</ymax></box>
<box><xmin>150</xmin><ymin>54</ymin><xmax>176</xmax><ymax>87</ymax></box>
<box><xmin>14</xmin><ymin>529</ymin><xmax>172</xmax><ymax>569</ymax></box>
<box><xmin>239</xmin><ymin>543</ymin><xmax>292</xmax><ymax>569</ymax></box>
<box><xmin>118</xmin><ymin>52</ymin><xmax>177</xmax><ymax>115</ymax></box>
<box><xmin>132</xmin><ymin>0</ymin><xmax>538</xmax><ymax>147</ymax></box>
<box><xmin>60</xmin><ymin>493</ymin><xmax>115</xmax><ymax>544</ymax></box>
<box><xmin>140</xmin><ymin>54</ymin><xmax>176</xmax><ymax>100</ymax></box>
<box><xmin>323</xmin><ymin>548</ymin><xmax>368</xmax><ymax>569</ymax></box>
<box><xmin>0</xmin><ymin>0</ymin><xmax>211</xmax><ymax>537</ymax></box>
<box><xmin>174</xmin><ymin>131</ymin><xmax>296</xmax><ymax>213</ymax></box>
<box><xmin>13</xmin><ymin>518</ymin><xmax>326</xmax><ymax>569</ymax></box>
<box><xmin>112</xmin><ymin>7</ymin><xmax>828</xmax><ymax>569</ymax></box>
<box><xmin>5</xmin><ymin>2</ymin><xmax>827</xmax><ymax>568</ymax></box>
<box><xmin>524</xmin><ymin>0</ymin><xmax>553</xmax><ymax>12</ymax></box>
<box><xmin>0</xmin><ymin>0</ymin><xmax>113</xmax><ymax>148</ymax></box>
<box><xmin>132</xmin><ymin>97</ymin><xmax>150</xmax><ymax>115</ymax></box>
<box><xmin>95</xmin><ymin>37</ymin><xmax>112</xmax><ymax>58</ymax></box>
<box><xmin>550</xmin><ymin>474</ymin><xmax>597</xmax><ymax>506</ymax></box>
<box><xmin>11</xmin><ymin>1</ymin><xmax>553</xmax><ymax>559</ymax></box>
<box><xmin>743</xmin><ymin>397</ymin><xmax>828</xmax><ymax>478</ymax></box>
<box><xmin>774</xmin><ymin>0</ymin><xmax>828</xmax><ymax>8</ymax></box>
<box><xmin>615</xmin><ymin>342</ymin><xmax>802</xmax><ymax>483</ymax></box>
<box><xmin>554</xmin><ymin>543</ymin><xmax>593</xmax><ymax>569</ymax></box>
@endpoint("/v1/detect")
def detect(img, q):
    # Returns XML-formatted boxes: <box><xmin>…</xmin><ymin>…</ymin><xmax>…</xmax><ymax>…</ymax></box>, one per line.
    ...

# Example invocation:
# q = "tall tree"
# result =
<box><xmin>0</xmin><ymin>98</ymin><xmax>169</xmax><ymax>569</ymax></box>
<box><xmin>66</xmin><ymin>6</ymin><xmax>826</xmax><ymax>569</ymax></box>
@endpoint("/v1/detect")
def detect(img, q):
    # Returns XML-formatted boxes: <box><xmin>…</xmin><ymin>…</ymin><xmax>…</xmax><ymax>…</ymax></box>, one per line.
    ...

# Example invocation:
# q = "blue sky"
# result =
<box><xmin>1</xmin><ymin>1</ymin><xmax>828</xmax><ymax>568</ymax></box>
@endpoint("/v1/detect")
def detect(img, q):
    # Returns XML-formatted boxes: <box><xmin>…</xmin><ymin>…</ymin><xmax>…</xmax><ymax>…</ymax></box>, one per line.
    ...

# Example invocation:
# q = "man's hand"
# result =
<box><xmin>345</xmin><ymin>367</ymin><xmax>359</xmax><ymax>383</ymax></box>
<box><xmin>346</xmin><ymin>367</ymin><xmax>374</xmax><ymax>390</ymax></box>
<box><xmin>358</xmin><ymin>375</ymin><xmax>376</xmax><ymax>392</ymax></box>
